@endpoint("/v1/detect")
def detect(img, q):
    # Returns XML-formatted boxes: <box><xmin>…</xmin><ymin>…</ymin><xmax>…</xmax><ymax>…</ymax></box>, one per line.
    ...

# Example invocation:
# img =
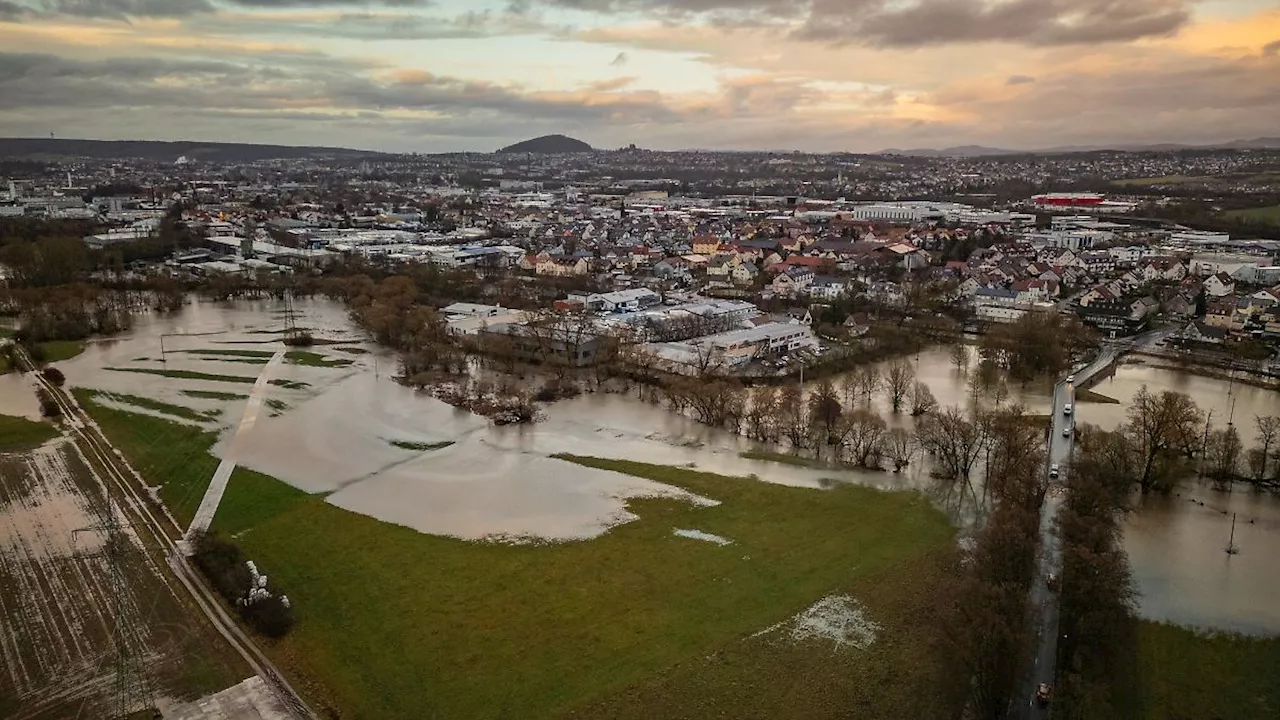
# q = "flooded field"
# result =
<box><xmin>0</xmin><ymin>440</ymin><xmax>245</xmax><ymax>717</ymax></box>
<box><xmin>0</xmin><ymin>371</ymin><xmax>42</xmax><ymax>421</ymax></box>
<box><xmin>52</xmin><ymin>298</ymin><xmax>1280</xmax><ymax>635</ymax></box>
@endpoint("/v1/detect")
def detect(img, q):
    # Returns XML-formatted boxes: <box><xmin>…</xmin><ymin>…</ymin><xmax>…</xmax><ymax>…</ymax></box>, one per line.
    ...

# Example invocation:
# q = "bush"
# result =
<box><xmin>191</xmin><ymin>531</ymin><xmax>295</xmax><ymax>637</ymax></box>
<box><xmin>41</xmin><ymin>366</ymin><xmax>65</xmax><ymax>386</ymax></box>
<box><xmin>36</xmin><ymin>388</ymin><xmax>61</xmax><ymax>418</ymax></box>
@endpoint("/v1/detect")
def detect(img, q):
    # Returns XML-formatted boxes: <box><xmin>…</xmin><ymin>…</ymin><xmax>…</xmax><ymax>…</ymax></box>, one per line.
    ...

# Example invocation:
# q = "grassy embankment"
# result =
<box><xmin>71</xmin><ymin>398</ymin><xmax>967</xmax><ymax>720</ymax></box>
<box><xmin>1116</xmin><ymin>621</ymin><xmax>1280</xmax><ymax>718</ymax></box>
<box><xmin>182</xmin><ymin>390</ymin><xmax>249</xmax><ymax>401</ymax></box>
<box><xmin>0</xmin><ymin>414</ymin><xmax>60</xmax><ymax>452</ymax></box>
<box><xmin>1075</xmin><ymin>388</ymin><xmax>1121</xmax><ymax>404</ymax></box>
<box><xmin>1225</xmin><ymin>204</ymin><xmax>1280</xmax><ymax>226</ymax></box>
<box><xmin>38</xmin><ymin>340</ymin><xmax>85</xmax><ymax>362</ymax></box>
<box><xmin>388</xmin><ymin>440</ymin><xmax>455</xmax><ymax>451</ymax></box>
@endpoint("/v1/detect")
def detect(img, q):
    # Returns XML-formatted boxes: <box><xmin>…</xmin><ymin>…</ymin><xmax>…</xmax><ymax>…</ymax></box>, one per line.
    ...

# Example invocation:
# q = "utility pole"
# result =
<box><xmin>74</xmin><ymin>501</ymin><xmax>155</xmax><ymax>718</ymax></box>
<box><xmin>1226</xmin><ymin>512</ymin><xmax>1239</xmax><ymax>555</ymax></box>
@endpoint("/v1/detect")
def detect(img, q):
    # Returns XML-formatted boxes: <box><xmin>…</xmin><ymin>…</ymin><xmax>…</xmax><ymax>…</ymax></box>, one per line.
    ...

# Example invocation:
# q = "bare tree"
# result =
<box><xmin>910</xmin><ymin>381</ymin><xmax>937</xmax><ymax>417</ymax></box>
<box><xmin>1204</xmin><ymin>424</ymin><xmax>1243</xmax><ymax>484</ymax></box>
<box><xmin>883</xmin><ymin>427</ymin><xmax>916</xmax><ymax>472</ymax></box>
<box><xmin>843</xmin><ymin>408</ymin><xmax>887</xmax><ymax>467</ymax></box>
<box><xmin>949</xmin><ymin>341</ymin><xmax>968</xmax><ymax>371</ymax></box>
<box><xmin>778</xmin><ymin>383</ymin><xmax>810</xmax><ymax>449</ymax></box>
<box><xmin>843</xmin><ymin>365</ymin><xmax>880</xmax><ymax>406</ymax></box>
<box><xmin>1125</xmin><ymin>386</ymin><xmax>1205</xmax><ymax>493</ymax></box>
<box><xmin>992</xmin><ymin>379</ymin><xmax>1010</xmax><ymax>407</ymax></box>
<box><xmin>917</xmin><ymin>405</ymin><xmax>986</xmax><ymax>483</ymax></box>
<box><xmin>746</xmin><ymin>385</ymin><xmax>779</xmax><ymax>442</ymax></box>
<box><xmin>808</xmin><ymin>379</ymin><xmax>843</xmax><ymax>446</ymax></box>
<box><xmin>885</xmin><ymin>358</ymin><xmax>915</xmax><ymax>413</ymax></box>
<box><xmin>1248</xmin><ymin>415</ymin><xmax>1280</xmax><ymax>484</ymax></box>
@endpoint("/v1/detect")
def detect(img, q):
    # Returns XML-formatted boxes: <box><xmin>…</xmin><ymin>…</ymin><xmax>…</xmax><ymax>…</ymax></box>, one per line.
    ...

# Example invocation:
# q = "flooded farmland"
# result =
<box><xmin>49</xmin><ymin>298</ymin><xmax>1280</xmax><ymax>635</ymax></box>
<box><xmin>0</xmin><ymin>440</ymin><xmax>246</xmax><ymax>717</ymax></box>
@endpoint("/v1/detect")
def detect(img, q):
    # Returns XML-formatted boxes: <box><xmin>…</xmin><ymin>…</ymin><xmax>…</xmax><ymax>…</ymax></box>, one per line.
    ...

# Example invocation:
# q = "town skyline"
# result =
<box><xmin>2</xmin><ymin>0</ymin><xmax>1278</xmax><ymax>153</ymax></box>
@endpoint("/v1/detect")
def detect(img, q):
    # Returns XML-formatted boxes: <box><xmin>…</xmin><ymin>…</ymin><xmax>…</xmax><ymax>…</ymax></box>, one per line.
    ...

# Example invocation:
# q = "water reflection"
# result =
<box><xmin>46</xmin><ymin>298</ymin><xmax>1280</xmax><ymax>633</ymax></box>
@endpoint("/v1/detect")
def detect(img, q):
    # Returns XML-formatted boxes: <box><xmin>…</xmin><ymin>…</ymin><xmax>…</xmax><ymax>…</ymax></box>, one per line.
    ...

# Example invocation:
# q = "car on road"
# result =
<box><xmin>1062</xmin><ymin>425</ymin><xmax>1071</xmax><ymax>437</ymax></box>
<box><xmin>1049</xmin><ymin>463</ymin><xmax>1060</xmax><ymax>478</ymax></box>
<box><xmin>1066</xmin><ymin>374</ymin><xmax>1075</xmax><ymax>384</ymax></box>
<box><xmin>1063</xmin><ymin>403</ymin><xmax>1073</xmax><ymax>416</ymax></box>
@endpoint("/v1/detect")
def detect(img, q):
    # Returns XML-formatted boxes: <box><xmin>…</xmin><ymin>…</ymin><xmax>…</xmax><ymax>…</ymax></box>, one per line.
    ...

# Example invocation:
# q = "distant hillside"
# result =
<box><xmin>880</xmin><ymin>145</ymin><xmax>1022</xmax><ymax>158</ymax></box>
<box><xmin>497</xmin><ymin>135</ymin><xmax>592</xmax><ymax>154</ymax></box>
<box><xmin>0</xmin><ymin>138</ymin><xmax>387</xmax><ymax>162</ymax></box>
<box><xmin>881</xmin><ymin>137</ymin><xmax>1280</xmax><ymax>157</ymax></box>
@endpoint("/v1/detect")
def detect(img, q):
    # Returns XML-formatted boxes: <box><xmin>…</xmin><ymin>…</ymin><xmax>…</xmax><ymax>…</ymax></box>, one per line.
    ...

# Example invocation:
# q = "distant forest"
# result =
<box><xmin>0</xmin><ymin>138</ymin><xmax>387</xmax><ymax>163</ymax></box>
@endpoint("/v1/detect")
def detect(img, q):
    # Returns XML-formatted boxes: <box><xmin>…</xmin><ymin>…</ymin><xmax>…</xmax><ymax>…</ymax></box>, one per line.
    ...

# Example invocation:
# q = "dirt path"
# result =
<box><xmin>187</xmin><ymin>350</ymin><xmax>286</xmax><ymax>537</ymax></box>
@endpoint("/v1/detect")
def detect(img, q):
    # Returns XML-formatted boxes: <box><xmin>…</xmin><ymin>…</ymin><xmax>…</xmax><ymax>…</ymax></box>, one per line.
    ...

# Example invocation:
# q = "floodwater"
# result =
<box><xmin>51</xmin><ymin>298</ymin><xmax>1280</xmax><ymax>634</ymax></box>
<box><xmin>1080</xmin><ymin>362</ymin><xmax>1280</xmax><ymax>634</ymax></box>
<box><xmin>0</xmin><ymin>371</ymin><xmax>42</xmax><ymax>421</ymax></box>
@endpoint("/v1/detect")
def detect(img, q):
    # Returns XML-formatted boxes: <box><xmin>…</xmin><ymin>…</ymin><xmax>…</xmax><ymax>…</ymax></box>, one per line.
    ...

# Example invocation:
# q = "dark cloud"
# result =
<box><xmin>17</xmin><ymin>0</ymin><xmax>433</xmax><ymax>19</ymax></box>
<box><xmin>1264</xmin><ymin>40</ymin><xmax>1280</xmax><ymax>57</ymax></box>
<box><xmin>539</xmin><ymin>0</ymin><xmax>1192</xmax><ymax>47</ymax></box>
<box><xmin>223</xmin><ymin>0</ymin><xmax>434</xmax><ymax>7</ymax></box>
<box><xmin>610</xmin><ymin>51</ymin><xmax>628</xmax><ymax>66</ymax></box>
<box><xmin>1006</xmin><ymin>74</ymin><xmax>1035</xmax><ymax>85</ymax></box>
<box><xmin>1</xmin><ymin>1</ymin><xmax>31</xmax><ymax>18</ymax></box>
<box><xmin>34</xmin><ymin>0</ymin><xmax>215</xmax><ymax>17</ymax></box>
<box><xmin>796</xmin><ymin>0</ymin><xmax>1191</xmax><ymax>47</ymax></box>
<box><xmin>0</xmin><ymin>50</ymin><xmax>680</xmax><ymax>129</ymax></box>
<box><xmin>194</xmin><ymin>7</ymin><xmax>556</xmax><ymax>41</ymax></box>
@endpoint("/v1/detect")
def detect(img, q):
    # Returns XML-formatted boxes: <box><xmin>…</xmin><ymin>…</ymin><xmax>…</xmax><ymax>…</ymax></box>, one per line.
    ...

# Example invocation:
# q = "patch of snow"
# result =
<box><xmin>753</xmin><ymin>595</ymin><xmax>881</xmax><ymax>651</ymax></box>
<box><xmin>673</xmin><ymin>528</ymin><xmax>733</xmax><ymax>546</ymax></box>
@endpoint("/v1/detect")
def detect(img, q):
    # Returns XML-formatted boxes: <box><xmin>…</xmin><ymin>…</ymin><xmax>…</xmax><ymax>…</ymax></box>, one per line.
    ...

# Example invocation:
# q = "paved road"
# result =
<box><xmin>1016</xmin><ymin>330</ymin><xmax>1171</xmax><ymax>717</ymax></box>
<box><xmin>1019</xmin><ymin>344</ymin><xmax>1129</xmax><ymax>717</ymax></box>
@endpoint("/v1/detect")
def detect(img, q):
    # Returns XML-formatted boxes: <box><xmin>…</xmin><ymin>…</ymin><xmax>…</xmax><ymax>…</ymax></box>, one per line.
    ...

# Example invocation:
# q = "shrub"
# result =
<box><xmin>41</xmin><ymin>366</ymin><xmax>65</xmax><ymax>386</ymax></box>
<box><xmin>191</xmin><ymin>531</ymin><xmax>295</xmax><ymax>637</ymax></box>
<box><xmin>36</xmin><ymin>388</ymin><xmax>61</xmax><ymax>418</ymax></box>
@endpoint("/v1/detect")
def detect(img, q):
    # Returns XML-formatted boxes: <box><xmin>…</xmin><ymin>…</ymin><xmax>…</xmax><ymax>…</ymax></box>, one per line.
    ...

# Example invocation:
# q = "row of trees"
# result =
<box><xmin>940</xmin><ymin>404</ymin><xmax>1049</xmax><ymax>717</ymax></box>
<box><xmin>979</xmin><ymin>312</ymin><xmax>1099</xmax><ymax>382</ymax></box>
<box><xmin>1104</xmin><ymin>386</ymin><xmax>1279</xmax><ymax>492</ymax></box>
<box><xmin>1052</xmin><ymin>425</ymin><xmax>1138</xmax><ymax>717</ymax></box>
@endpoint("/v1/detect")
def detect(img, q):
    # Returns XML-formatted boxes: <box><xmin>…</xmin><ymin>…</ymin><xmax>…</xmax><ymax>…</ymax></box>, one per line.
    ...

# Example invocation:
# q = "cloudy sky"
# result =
<box><xmin>1</xmin><ymin>0</ymin><xmax>1278</xmax><ymax>152</ymax></box>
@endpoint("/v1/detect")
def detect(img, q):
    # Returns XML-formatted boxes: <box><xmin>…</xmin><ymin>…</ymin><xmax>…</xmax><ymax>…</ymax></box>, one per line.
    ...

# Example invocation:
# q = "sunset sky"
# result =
<box><xmin>1</xmin><ymin>1</ymin><xmax>1278</xmax><ymax>152</ymax></box>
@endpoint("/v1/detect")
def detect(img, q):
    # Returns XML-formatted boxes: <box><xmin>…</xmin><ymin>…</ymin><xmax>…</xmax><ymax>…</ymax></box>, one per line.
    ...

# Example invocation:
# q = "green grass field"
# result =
<box><xmin>181</xmin><ymin>349</ymin><xmax>276</xmax><ymax>358</ymax></box>
<box><xmin>73</xmin><ymin>389</ymin><xmax>280</xmax><ymax>525</ymax></box>
<box><xmin>1119</xmin><ymin>621</ymin><xmax>1280</xmax><ymax>719</ymax></box>
<box><xmin>218</xmin><ymin>455</ymin><xmax>960</xmax><ymax>719</ymax></box>
<box><xmin>38</xmin><ymin>340</ymin><xmax>85</xmax><ymax>362</ymax></box>
<box><xmin>181</xmin><ymin>390</ymin><xmax>249</xmax><ymax>401</ymax></box>
<box><xmin>1225</xmin><ymin>204</ymin><xmax>1280</xmax><ymax>226</ymax></box>
<box><xmin>107</xmin><ymin>367</ymin><xmax>257</xmax><ymax>384</ymax></box>
<box><xmin>68</xmin><ymin>395</ymin><xmax>968</xmax><ymax>719</ymax></box>
<box><xmin>80</xmin><ymin>389</ymin><xmax>221</xmax><ymax>423</ymax></box>
<box><xmin>0</xmin><ymin>414</ymin><xmax>60</xmax><ymax>452</ymax></box>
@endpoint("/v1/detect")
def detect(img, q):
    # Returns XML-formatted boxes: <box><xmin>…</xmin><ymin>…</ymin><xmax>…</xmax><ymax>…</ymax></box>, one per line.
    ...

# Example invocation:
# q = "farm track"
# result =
<box><xmin>7</xmin><ymin>350</ymin><xmax>315</xmax><ymax>719</ymax></box>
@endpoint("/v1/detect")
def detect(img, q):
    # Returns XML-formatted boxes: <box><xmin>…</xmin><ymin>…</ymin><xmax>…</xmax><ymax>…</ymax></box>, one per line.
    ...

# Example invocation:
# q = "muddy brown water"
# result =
<box><xmin>50</xmin><ymin>299</ymin><xmax>1280</xmax><ymax>634</ymax></box>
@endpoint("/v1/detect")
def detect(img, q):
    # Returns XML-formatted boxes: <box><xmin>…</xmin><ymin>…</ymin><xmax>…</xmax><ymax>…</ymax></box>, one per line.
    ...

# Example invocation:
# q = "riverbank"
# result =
<box><xmin>1125</xmin><ymin>352</ymin><xmax>1280</xmax><ymax>391</ymax></box>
